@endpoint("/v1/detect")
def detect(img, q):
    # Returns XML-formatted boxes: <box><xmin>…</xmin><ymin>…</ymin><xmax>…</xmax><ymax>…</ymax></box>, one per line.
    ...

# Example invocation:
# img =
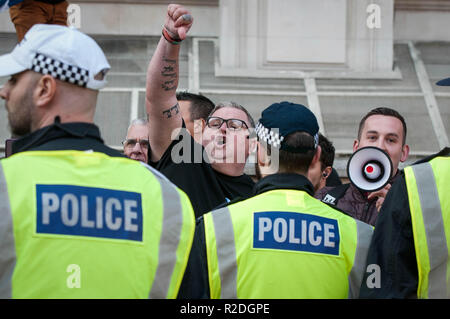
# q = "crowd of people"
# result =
<box><xmin>0</xmin><ymin>3</ymin><xmax>448</xmax><ymax>299</ymax></box>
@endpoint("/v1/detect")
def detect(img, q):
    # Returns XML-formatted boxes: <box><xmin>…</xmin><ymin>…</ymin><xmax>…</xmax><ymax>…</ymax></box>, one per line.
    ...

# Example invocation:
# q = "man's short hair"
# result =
<box><xmin>263</xmin><ymin>131</ymin><xmax>316</xmax><ymax>173</ymax></box>
<box><xmin>176</xmin><ymin>91</ymin><xmax>215</xmax><ymax>121</ymax></box>
<box><xmin>127</xmin><ymin>118</ymin><xmax>148</xmax><ymax>132</ymax></box>
<box><xmin>358</xmin><ymin>107</ymin><xmax>407</xmax><ymax>145</ymax></box>
<box><xmin>279</xmin><ymin>132</ymin><xmax>317</xmax><ymax>172</ymax></box>
<box><xmin>318</xmin><ymin>134</ymin><xmax>335</xmax><ymax>171</ymax></box>
<box><xmin>209</xmin><ymin>101</ymin><xmax>256</xmax><ymax>128</ymax></box>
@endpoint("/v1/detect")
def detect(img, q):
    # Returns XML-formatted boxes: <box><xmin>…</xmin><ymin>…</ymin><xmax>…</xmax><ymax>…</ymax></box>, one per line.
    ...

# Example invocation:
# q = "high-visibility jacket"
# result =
<box><xmin>203</xmin><ymin>188</ymin><xmax>373</xmax><ymax>299</ymax></box>
<box><xmin>0</xmin><ymin>150</ymin><xmax>195</xmax><ymax>299</ymax></box>
<box><xmin>405</xmin><ymin>155</ymin><xmax>450</xmax><ymax>299</ymax></box>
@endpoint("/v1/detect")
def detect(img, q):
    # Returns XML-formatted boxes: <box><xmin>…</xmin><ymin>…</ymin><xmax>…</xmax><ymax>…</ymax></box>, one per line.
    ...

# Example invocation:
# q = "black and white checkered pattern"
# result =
<box><xmin>255</xmin><ymin>122</ymin><xmax>319</xmax><ymax>149</ymax></box>
<box><xmin>255</xmin><ymin>122</ymin><xmax>284</xmax><ymax>148</ymax></box>
<box><xmin>313</xmin><ymin>133</ymin><xmax>319</xmax><ymax>148</ymax></box>
<box><xmin>31</xmin><ymin>53</ymin><xmax>89</xmax><ymax>88</ymax></box>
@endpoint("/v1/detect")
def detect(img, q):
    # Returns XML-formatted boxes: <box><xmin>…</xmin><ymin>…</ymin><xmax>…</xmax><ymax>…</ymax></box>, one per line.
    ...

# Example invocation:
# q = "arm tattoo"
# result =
<box><xmin>162</xmin><ymin>103</ymin><xmax>180</xmax><ymax>118</ymax></box>
<box><xmin>162</xmin><ymin>79</ymin><xmax>176</xmax><ymax>91</ymax></box>
<box><xmin>161</xmin><ymin>58</ymin><xmax>177</xmax><ymax>91</ymax></box>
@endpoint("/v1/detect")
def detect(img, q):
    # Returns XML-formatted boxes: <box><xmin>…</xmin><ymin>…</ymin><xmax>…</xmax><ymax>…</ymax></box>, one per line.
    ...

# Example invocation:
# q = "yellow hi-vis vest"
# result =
<box><xmin>0</xmin><ymin>150</ymin><xmax>195</xmax><ymax>299</ymax></box>
<box><xmin>203</xmin><ymin>189</ymin><xmax>373</xmax><ymax>299</ymax></box>
<box><xmin>405</xmin><ymin>156</ymin><xmax>450</xmax><ymax>299</ymax></box>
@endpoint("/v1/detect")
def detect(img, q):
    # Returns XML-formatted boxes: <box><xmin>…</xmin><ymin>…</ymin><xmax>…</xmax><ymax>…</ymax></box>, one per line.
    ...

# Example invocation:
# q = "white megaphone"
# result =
<box><xmin>347</xmin><ymin>146</ymin><xmax>393</xmax><ymax>192</ymax></box>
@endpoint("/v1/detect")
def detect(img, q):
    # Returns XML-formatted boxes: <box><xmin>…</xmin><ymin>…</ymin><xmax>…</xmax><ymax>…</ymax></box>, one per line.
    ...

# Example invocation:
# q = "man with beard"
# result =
<box><xmin>146</xmin><ymin>4</ymin><xmax>256</xmax><ymax>218</ymax></box>
<box><xmin>0</xmin><ymin>24</ymin><xmax>195</xmax><ymax>298</ymax></box>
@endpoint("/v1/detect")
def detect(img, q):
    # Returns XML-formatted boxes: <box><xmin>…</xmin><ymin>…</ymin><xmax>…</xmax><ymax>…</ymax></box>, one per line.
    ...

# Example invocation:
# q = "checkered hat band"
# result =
<box><xmin>31</xmin><ymin>53</ymin><xmax>89</xmax><ymax>88</ymax></box>
<box><xmin>255</xmin><ymin>122</ymin><xmax>284</xmax><ymax>149</ymax></box>
<box><xmin>255</xmin><ymin>122</ymin><xmax>319</xmax><ymax>150</ymax></box>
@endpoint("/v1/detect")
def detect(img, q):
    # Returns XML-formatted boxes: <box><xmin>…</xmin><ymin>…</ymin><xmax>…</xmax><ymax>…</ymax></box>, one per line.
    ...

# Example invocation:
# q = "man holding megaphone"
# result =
<box><xmin>315</xmin><ymin>107</ymin><xmax>410</xmax><ymax>226</ymax></box>
<box><xmin>360</xmin><ymin>77</ymin><xmax>449</xmax><ymax>299</ymax></box>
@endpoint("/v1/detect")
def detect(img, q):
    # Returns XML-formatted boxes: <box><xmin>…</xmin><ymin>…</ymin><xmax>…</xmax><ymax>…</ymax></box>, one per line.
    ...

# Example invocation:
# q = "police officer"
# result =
<box><xmin>0</xmin><ymin>24</ymin><xmax>195</xmax><ymax>298</ymax></box>
<box><xmin>360</xmin><ymin>78</ymin><xmax>450</xmax><ymax>299</ymax></box>
<box><xmin>180</xmin><ymin>102</ymin><xmax>374</xmax><ymax>299</ymax></box>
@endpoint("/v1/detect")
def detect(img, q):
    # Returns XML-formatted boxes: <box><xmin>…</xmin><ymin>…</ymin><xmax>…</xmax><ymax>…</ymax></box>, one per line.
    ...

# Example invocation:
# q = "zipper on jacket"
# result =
<box><xmin>363</xmin><ymin>202</ymin><xmax>370</xmax><ymax>223</ymax></box>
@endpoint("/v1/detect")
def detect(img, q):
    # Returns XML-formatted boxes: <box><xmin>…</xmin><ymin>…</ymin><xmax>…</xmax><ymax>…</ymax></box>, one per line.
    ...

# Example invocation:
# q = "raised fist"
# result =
<box><xmin>164</xmin><ymin>4</ymin><xmax>194</xmax><ymax>41</ymax></box>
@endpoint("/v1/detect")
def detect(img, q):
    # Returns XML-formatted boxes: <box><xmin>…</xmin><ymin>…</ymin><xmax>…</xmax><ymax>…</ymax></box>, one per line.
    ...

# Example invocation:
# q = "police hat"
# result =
<box><xmin>255</xmin><ymin>101</ymin><xmax>319</xmax><ymax>153</ymax></box>
<box><xmin>436</xmin><ymin>77</ymin><xmax>450</xmax><ymax>86</ymax></box>
<box><xmin>0</xmin><ymin>24</ymin><xmax>110</xmax><ymax>90</ymax></box>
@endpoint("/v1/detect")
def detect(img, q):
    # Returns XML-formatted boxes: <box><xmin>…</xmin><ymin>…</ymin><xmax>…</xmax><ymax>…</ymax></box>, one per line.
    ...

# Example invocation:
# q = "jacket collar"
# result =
<box><xmin>12</xmin><ymin>117</ymin><xmax>104</xmax><ymax>154</ymax></box>
<box><xmin>253</xmin><ymin>173</ymin><xmax>315</xmax><ymax>197</ymax></box>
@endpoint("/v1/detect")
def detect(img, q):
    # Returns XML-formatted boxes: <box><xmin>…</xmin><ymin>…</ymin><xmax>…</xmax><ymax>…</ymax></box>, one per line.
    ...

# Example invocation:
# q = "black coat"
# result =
<box><xmin>11</xmin><ymin>117</ymin><xmax>124</xmax><ymax>157</ymax></box>
<box><xmin>359</xmin><ymin>147</ymin><xmax>450</xmax><ymax>298</ymax></box>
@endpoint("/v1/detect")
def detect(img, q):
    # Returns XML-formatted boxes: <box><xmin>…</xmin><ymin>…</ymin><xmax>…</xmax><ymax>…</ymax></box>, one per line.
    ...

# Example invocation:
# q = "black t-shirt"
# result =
<box><xmin>151</xmin><ymin>126</ymin><xmax>255</xmax><ymax>218</ymax></box>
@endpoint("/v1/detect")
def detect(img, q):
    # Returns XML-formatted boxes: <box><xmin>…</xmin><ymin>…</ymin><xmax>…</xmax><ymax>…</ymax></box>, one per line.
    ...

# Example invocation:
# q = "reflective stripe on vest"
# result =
<box><xmin>348</xmin><ymin>219</ymin><xmax>374</xmax><ymax>299</ymax></box>
<box><xmin>148</xmin><ymin>166</ymin><xmax>184</xmax><ymax>298</ymax></box>
<box><xmin>210</xmin><ymin>207</ymin><xmax>238</xmax><ymax>299</ymax></box>
<box><xmin>0</xmin><ymin>151</ymin><xmax>194</xmax><ymax>298</ymax></box>
<box><xmin>206</xmin><ymin>193</ymin><xmax>373</xmax><ymax>299</ymax></box>
<box><xmin>0</xmin><ymin>164</ymin><xmax>15</xmax><ymax>298</ymax></box>
<box><xmin>406</xmin><ymin>160</ymin><xmax>450</xmax><ymax>299</ymax></box>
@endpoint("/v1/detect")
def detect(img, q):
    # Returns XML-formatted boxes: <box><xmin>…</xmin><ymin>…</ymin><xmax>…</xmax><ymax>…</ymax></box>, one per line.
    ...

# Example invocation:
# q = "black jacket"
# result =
<box><xmin>11</xmin><ymin>118</ymin><xmax>124</xmax><ymax>157</ymax></box>
<box><xmin>359</xmin><ymin>147</ymin><xmax>450</xmax><ymax>298</ymax></box>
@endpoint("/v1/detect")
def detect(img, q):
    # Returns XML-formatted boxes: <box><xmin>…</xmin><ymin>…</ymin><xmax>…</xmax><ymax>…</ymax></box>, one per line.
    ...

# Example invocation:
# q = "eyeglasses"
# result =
<box><xmin>122</xmin><ymin>138</ymin><xmax>150</xmax><ymax>149</ymax></box>
<box><xmin>206</xmin><ymin>117</ymin><xmax>248</xmax><ymax>131</ymax></box>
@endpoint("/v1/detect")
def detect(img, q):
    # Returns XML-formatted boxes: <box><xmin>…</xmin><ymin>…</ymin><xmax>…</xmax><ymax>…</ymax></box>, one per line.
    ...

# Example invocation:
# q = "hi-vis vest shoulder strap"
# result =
<box><xmin>405</xmin><ymin>156</ymin><xmax>450</xmax><ymax>299</ymax></box>
<box><xmin>0</xmin><ymin>150</ymin><xmax>195</xmax><ymax>299</ymax></box>
<box><xmin>203</xmin><ymin>189</ymin><xmax>373</xmax><ymax>299</ymax></box>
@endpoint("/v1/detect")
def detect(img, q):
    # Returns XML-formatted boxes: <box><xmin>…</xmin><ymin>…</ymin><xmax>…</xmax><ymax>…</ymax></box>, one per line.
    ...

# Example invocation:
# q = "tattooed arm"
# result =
<box><xmin>145</xmin><ymin>4</ymin><xmax>193</xmax><ymax>162</ymax></box>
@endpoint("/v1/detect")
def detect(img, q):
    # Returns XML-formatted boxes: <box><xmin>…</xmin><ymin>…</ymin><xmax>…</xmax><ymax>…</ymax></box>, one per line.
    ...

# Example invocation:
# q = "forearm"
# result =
<box><xmin>145</xmin><ymin>35</ymin><xmax>182</xmax><ymax>161</ymax></box>
<box><xmin>145</xmin><ymin>4</ymin><xmax>193</xmax><ymax>162</ymax></box>
<box><xmin>146</xmin><ymin>33</ymin><xmax>180</xmax><ymax>108</ymax></box>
